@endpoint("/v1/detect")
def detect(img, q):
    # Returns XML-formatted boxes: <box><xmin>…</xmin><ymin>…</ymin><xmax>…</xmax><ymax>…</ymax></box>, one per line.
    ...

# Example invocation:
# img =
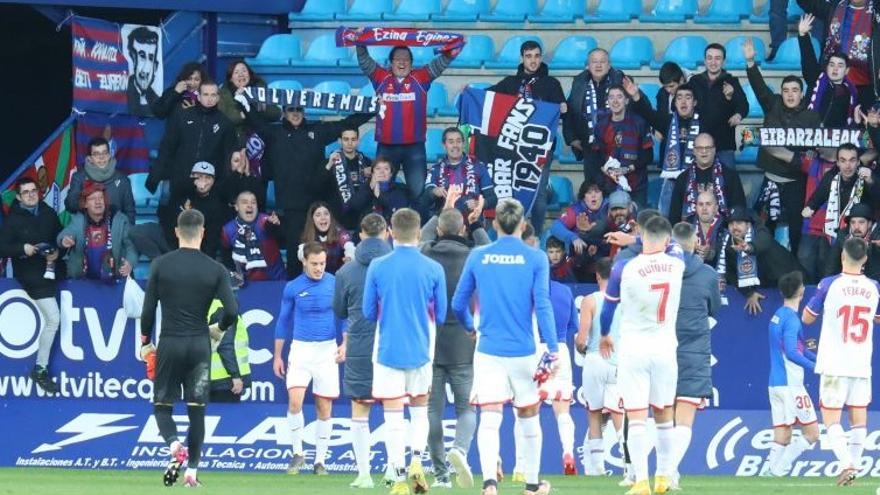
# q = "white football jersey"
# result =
<box><xmin>605</xmin><ymin>252</ymin><xmax>685</xmax><ymax>355</ymax></box>
<box><xmin>806</xmin><ymin>273</ymin><xmax>880</xmax><ymax>378</ymax></box>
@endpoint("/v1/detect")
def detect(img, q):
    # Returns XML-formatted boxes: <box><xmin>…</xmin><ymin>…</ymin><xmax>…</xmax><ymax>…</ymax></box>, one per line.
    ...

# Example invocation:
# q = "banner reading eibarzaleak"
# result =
<box><xmin>740</xmin><ymin>126</ymin><xmax>872</xmax><ymax>149</ymax></box>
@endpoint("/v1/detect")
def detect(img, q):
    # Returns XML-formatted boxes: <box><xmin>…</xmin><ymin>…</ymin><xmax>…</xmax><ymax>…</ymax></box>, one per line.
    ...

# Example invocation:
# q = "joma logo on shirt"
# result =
<box><xmin>481</xmin><ymin>254</ymin><xmax>526</xmax><ymax>265</ymax></box>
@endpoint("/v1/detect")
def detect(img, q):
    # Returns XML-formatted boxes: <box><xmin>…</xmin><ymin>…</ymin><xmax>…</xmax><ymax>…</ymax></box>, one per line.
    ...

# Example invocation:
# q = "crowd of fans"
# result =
<box><xmin>5</xmin><ymin>1</ymin><xmax>880</xmax><ymax>388</ymax></box>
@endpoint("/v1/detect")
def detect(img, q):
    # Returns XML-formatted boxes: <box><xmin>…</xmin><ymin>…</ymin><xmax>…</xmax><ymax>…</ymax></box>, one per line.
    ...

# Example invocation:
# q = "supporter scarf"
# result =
<box><xmin>336</xmin><ymin>27</ymin><xmax>465</xmax><ymax>56</ymax></box>
<box><xmin>824</xmin><ymin>1</ymin><xmax>876</xmax><ymax>65</ymax></box>
<box><xmin>754</xmin><ymin>178</ymin><xmax>781</xmax><ymax>222</ymax></box>
<box><xmin>824</xmin><ymin>173</ymin><xmax>864</xmax><ymax>238</ymax></box>
<box><xmin>717</xmin><ymin>227</ymin><xmax>760</xmax><ymax>288</ymax></box>
<box><xmin>83</xmin><ymin>214</ymin><xmax>113</xmax><ymax>281</ymax></box>
<box><xmin>582</xmin><ymin>79</ymin><xmax>598</xmax><ymax>144</ymax></box>
<box><xmin>435</xmin><ymin>155</ymin><xmax>479</xmax><ymax>198</ymax></box>
<box><xmin>244</xmin><ymin>132</ymin><xmax>265</xmax><ymax>178</ymax></box>
<box><xmin>684</xmin><ymin>160</ymin><xmax>727</xmax><ymax>219</ymax></box>
<box><xmin>334</xmin><ymin>152</ymin><xmax>368</xmax><ymax>208</ymax></box>
<box><xmin>661</xmin><ymin>112</ymin><xmax>699</xmax><ymax>179</ymax></box>
<box><xmin>807</xmin><ymin>73</ymin><xmax>858</xmax><ymax>125</ymax></box>
<box><xmin>232</xmin><ymin>219</ymin><xmax>267</xmax><ymax>271</ymax></box>
<box><xmin>694</xmin><ymin>214</ymin><xmax>722</xmax><ymax>247</ymax></box>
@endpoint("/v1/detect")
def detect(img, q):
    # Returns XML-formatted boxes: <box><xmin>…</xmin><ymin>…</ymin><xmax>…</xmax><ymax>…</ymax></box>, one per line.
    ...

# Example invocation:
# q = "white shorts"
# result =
<box><xmin>471</xmin><ymin>350</ymin><xmax>541</xmax><ymax>408</ymax></box>
<box><xmin>617</xmin><ymin>351</ymin><xmax>677</xmax><ymax>412</ymax></box>
<box><xmin>539</xmin><ymin>343</ymin><xmax>574</xmax><ymax>402</ymax></box>
<box><xmin>581</xmin><ymin>352</ymin><xmax>622</xmax><ymax>413</ymax></box>
<box><xmin>769</xmin><ymin>385</ymin><xmax>818</xmax><ymax>427</ymax></box>
<box><xmin>287</xmin><ymin>339</ymin><xmax>339</xmax><ymax>398</ymax></box>
<box><xmin>819</xmin><ymin>375</ymin><xmax>872</xmax><ymax>410</ymax></box>
<box><xmin>372</xmin><ymin>361</ymin><xmax>432</xmax><ymax>400</ymax></box>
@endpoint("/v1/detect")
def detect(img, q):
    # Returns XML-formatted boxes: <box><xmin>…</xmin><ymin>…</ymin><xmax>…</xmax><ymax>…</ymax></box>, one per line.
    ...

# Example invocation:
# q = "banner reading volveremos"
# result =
<box><xmin>242</xmin><ymin>87</ymin><xmax>381</xmax><ymax>113</ymax></box>
<box><xmin>458</xmin><ymin>88</ymin><xmax>560</xmax><ymax>214</ymax></box>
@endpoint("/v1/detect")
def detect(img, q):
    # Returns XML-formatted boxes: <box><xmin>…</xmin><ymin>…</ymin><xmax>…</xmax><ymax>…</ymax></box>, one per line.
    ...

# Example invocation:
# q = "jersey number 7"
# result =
<box><xmin>838</xmin><ymin>305</ymin><xmax>871</xmax><ymax>343</ymax></box>
<box><xmin>650</xmin><ymin>282</ymin><xmax>670</xmax><ymax>324</ymax></box>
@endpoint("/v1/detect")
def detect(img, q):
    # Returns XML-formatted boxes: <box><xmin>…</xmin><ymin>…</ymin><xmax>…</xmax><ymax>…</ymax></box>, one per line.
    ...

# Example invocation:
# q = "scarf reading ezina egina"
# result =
<box><xmin>717</xmin><ymin>226</ymin><xmax>760</xmax><ymax>288</ymax></box>
<box><xmin>661</xmin><ymin>112</ymin><xmax>700</xmax><ymax>179</ymax></box>
<box><xmin>336</xmin><ymin>27</ymin><xmax>465</xmax><ymax>56</ymax></box>
<box><xmin>824</xmin><ymin>172</ymin><xmax>865</xmax><ymax>238</ymax></box>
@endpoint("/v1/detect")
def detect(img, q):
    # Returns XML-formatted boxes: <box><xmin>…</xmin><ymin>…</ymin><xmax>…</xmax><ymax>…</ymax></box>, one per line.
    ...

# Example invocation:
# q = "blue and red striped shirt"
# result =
<box><xmin>370</xmin><ymin>67</ymin><xmax>433</xmax><ymax>145</ymax></box>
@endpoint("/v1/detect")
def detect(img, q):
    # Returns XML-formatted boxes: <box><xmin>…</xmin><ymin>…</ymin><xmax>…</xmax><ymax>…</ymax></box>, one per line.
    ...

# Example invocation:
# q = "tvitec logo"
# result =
<box><xmin>0</xmin><ymin>289</ymin><xmax>44</xmax><ymax>359</ymax></box>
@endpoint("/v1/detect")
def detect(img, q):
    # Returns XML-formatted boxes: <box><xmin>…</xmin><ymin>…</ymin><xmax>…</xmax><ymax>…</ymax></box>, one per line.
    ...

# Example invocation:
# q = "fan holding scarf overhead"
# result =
<box><xmin>339</xmin><ymin>26</ymin><xmax>464</xmax><ymax>200</ymax></box>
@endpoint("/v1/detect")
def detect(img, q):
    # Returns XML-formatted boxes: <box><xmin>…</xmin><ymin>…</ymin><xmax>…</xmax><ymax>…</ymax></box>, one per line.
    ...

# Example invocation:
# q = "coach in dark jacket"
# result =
<box><xmin>419</xmin><ymin>203</ymin><xmax>489</xmax><ymax>485</ymax></box>
<box><xmin>0</xmin><ymin>179</ymin><xmax>63</xmax><ymax>392</ymax></box>
<box><xmin>245</xmin><ymin>103</ymin><xmax>373</xmax><ymax>277</ymax></box>
<box><xmin>147</xmin><ymin>80</ymin><xmax>237</xmax><ymax>202</ymax></box>
<box><xmin>824</xmin><ymin>203</ymin><xmax>880</xmax><ymax>279</ymax></box>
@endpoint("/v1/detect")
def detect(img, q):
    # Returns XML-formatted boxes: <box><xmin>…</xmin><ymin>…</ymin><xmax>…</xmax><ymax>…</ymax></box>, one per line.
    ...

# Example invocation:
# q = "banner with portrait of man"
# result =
<box><xmin>72</xmin><ymin>16</ymin><xmax>163</xmax><ymax>117</ymax></box>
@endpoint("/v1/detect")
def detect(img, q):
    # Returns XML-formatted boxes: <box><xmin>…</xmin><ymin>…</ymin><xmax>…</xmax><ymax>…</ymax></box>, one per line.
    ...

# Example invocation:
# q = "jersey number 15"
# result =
<box><xmin>837</xmin><ymin>305</ymin><xmax>871</xmax><ymax>343</ymax></box>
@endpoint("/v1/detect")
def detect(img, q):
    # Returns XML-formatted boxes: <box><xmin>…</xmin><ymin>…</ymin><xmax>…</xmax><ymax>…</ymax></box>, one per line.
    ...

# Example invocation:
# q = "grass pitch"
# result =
<box><xmin>0</xmin><ymin>469</ymin><xmax>878</xmax><ymax>495</ymax></box>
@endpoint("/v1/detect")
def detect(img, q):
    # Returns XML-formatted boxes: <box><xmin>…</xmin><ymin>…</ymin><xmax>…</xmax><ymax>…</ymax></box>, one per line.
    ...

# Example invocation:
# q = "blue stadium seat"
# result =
<box><xmin>695</xmin><ymin>0</ymin><xmax>753</xmax><ymax>23</ymax></box>
<box><xmin>359</xmin><ymin>82</ymin><xmax>376</xmax><ymax>97</ymax></box>
<box><xmin>268</xmin><ymin>79</ymin><xmax>303</xmax><ymax>91</ymax></box>
<box><xmin>266</xmin><ymin>181</ymin><xmax>276</xmax><ymax>210</ymax></box>
<box><xmin>763</xmin><ymin>36</ymin><xmax>819</xmax><ymax>71</ymax></box>
<box><xmin>246</xmin><ymin>34</ymin><xmax>301</xmax><ymax>67</ymax></box>
<box><xmin>751</xmin><ymin>0</ymin><xmax>804</xmax><ymax>23</ymax></box>
<box><xmin>583</xmin><ymin>0</ymin><xmax>641</xmax><ymax>23</ymax></box>
<box><xmin>289</xmin><ymin>0</ymin><xmax>346</xmax><ymax>21</ymax></box>
<box><xmin>427</xmin><ymin>82</ymin><xmax>454</xmax><ymax>117</ymax></box>
<box><xmin>481</xmin><ymin>0</ymin><xmax>537</xmax><ymax>22</ymax></box>
<box><xmin>549</xmin><ymin>176</ymin><xmax>575</xmax><ymax>208</ymax></box>
<box><xmin>651</xmin><ymin>35</ymin><xmax>707</xmax><ymax>70</ymax></box>
<box><xmin>549</xmin><ymin>36</ymin><xmax>597</xmax><ymax>70</ymax></box>
<box><xmin>410</xmin><ymin>46</ymin><xmax>436</xmax><ymax>67</ymax></box>
<box><xmin>530</xmin><ymin>0</ymin><xmax>583</xmax><ymax>23</ymax></box>
<box><xmin>299</xmin><ymin>34</ymin><xmax>352</xmax><ymax>67</ymax></box>
<box><xmin>641</xmin><ymin>83</ymin><xmax>660</xmax><ymax>110</ymax></box>
<box><xmin>360</xmin><ymin>130</ymin><xmax>378</xmax><ymax>158</ymax></box>
<box><xmin>736</xmin><ymin>146</ymin><xmax>758</xmax><ymax>164</ymax></box>
<box><xmin>647</xmin><ymin>177</ymin><xmax>663</xmax><ymax>206</ymax></box>
<box><xmin>433</xmin><ymin>0</ymin><xmax>490</xmax><ymax>21</ymax></box>
<box><xmin>425</xmin><ymin>128</ymin><xmax>445</xmax><ymax>162</ymax></box>
<box><xmin>308</xmin><ymin>80</ymin><xmax>352</xmax><ymax>115</ymax></box>
<box><xmin>450</xmin><ymin>34</ymin><xmax>493</xmax><ymax>68</ymax></box>
<box><xmin>642</xmin><ymin>0</ymin><xmax>699</xmax><ymax>22</ymax></box>
<box><xmin>129</xmin><ymin>173</ymin><xmax>160</xmax><ymax>214</ymax></box>
<box><xmin>484</xmin><ymin>35</ymin><xmax>542</xmax><ymax>69</ymax></box>
<box><xmin>743</xmin><ymin>84</ymin><xmax>764</xmax><ymax>119</ymax></box>
<box><xmin>724</xmin><ymin>36</ymin><xmax>765</xmax><ymax>70</ymax></box>
<box><xmin>367</xmin><ymin>45</ymin><xmax>392</xmax><ymax>65</ymax></box>
<box><xmin>384</xmin><ymin>0</ymin><xmax>441</xmax><ymax>21</ymax></box>
<box><xmin>336</xmin><ymin>0</ymin><xmax>392</xmax><ymax>21</ymax></box>
<box><xmin>652</xmin><ymin>135</ymin><xmax>662</xmax><ymax>163</ymax></box>
<box><xmin>610</xmin><ymin>36</ymin><xmax>653</xmax><ymax>70</ymax></box>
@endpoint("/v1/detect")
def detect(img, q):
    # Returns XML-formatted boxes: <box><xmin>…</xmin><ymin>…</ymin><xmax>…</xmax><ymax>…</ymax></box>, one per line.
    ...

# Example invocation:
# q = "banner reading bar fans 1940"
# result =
<box><xmin>458</xmin><ymin>88</ymin><xmax>560</xmax><ymax>214</ymax></box>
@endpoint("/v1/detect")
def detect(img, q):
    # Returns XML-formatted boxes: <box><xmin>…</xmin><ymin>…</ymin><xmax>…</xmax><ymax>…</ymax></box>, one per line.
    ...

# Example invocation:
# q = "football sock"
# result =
<box><xmin>315</xmin><ymin>418</ymin><xmax>331</xmax><ymax>466</ymax></box>
<box><xmin>766</xmin><ymin>441</ymin><xmax>784</xmax><ymax>473</ymax></box>
<box><xmin>287</xmin><ymin>411</ymin><xmax>304</xmax><ymax>456</ymax></box>
<box><xmin>409</xmin><ymin>404</ymin><xmax>429</xmax><ymax>458</ymax></box>
<box><xmin>351</xmin><ymin>417</ymin><xmax>371</xmax><ymax>477</ymax></box>
<box><xmin>556</xmin><ymin>412</ymin><xmax>575</xmax><ymax>456</ymax></box>
<box><xmin>849</xmin><ymin>426</ymin><xmax>866</xmax><ymax>469</ymax></box>
<box><xmin>477</xmin><ymin>410</ymin><xmax>503</xmax><ymax>483</ymax></box>
<box><xmin>627</xmin><ymin>420</ymin><xmax>649</xmax><ymax>482</ymax></box>
<box><xmin>670</xmin><ymin>425</ymin><xmax>692</xmax><ymax>476</ymax></box>
<box><xmin>513</xmin><ymin>415</ymin><xmax>524</xmax><ymax>473</ymax></box>
<box><xmin>384</xmin><ymin>408</ymin><xmax>406</xmax><ymax>476</ymax></box>
<box><xmin>186</xmin><ymin>404</ymin><xmax>205</xmax><ymax>469</ymax></box>
<box><xmin>776</xmin><ymin>435</ymin><xmax>813</xmax><ymax>475</ymax></box>
<box><xmin>153</xmin><ymin>404</ymin><xmax>178</xmax><ymax>446</ymax></box>
<box><xmin>655</xmin><ymin>421</ymin><xmax>674</xmax><ymax>477</ymax></box>
<box><xmin>827</xmin><ymin>423</ymin><xmax>853</xmax><ymax>468</ymax></box>
<box><xmin>589</xmin><ymin>437</ymin><xmax>604</xmax><ymax>474</ymax></box>
<box><xmin>520</xmin><ymin>414</ymin><xmax>543</xmax><ymax>485</ymax></box>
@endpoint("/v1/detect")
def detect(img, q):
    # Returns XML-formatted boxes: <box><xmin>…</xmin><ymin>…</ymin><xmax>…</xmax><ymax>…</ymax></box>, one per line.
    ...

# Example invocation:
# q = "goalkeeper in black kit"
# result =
<box><xmin>139</xmin><ymin>209</ymin><xmax>239</xmax><ymax>487</ymax></box>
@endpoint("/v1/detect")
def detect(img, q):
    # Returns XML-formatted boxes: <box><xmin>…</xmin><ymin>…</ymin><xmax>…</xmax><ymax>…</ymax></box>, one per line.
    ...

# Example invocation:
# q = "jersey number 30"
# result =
<box><xmin>651</xmin><ymin>283</ymin><xmax>670</xmax><ymax>324</ymax></box>
<box><xmin>837</xmin><ymin>305</ymin><xmax>871</xmax><ymax>343</ymax></box>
